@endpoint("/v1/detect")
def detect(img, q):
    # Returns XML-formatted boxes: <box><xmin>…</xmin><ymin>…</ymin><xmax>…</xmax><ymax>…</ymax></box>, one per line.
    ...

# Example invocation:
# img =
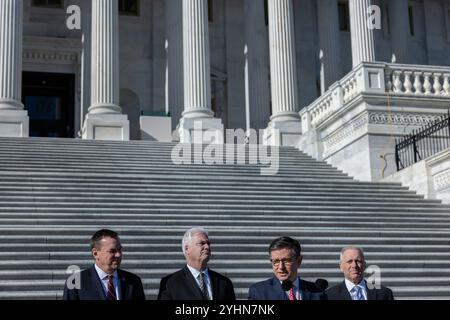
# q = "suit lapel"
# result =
<box><xmin>89</xmin><ymin>265</ymin><xmax>107</xmax><ymax>300</ymax></box>
<box><xmin>339</xmin><ymin>281</ymin><xmax>352</xmax><ymax>300</ymax></box>
<box><xmin>366</xmin><ymin>287</ymin><xmax>377</xmax><ymax>300</ymax></box>
<box><xmin>209</xmin><ymin>271</ymin><xmax>218</xmax><ymax>300</ymax></box>
<box><xmin>271</xmin><ymin>278</ymin><xmax>288</xmax><ymax>300</ymax></box>
<box><xmin>118</xmin><ymin>269</ymin><xmax>127</xmax><ymax>300</ymax></box>
<box><xmin>182</xmin><ymin>266</ymin><xmax>205</xmax><ymax>300</ymax></box>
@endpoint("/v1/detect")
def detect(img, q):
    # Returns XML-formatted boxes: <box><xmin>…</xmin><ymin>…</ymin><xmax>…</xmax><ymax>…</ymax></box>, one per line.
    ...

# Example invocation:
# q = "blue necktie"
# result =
<box><xmin>352</xmin><ymin>286</ymin><xmax>364</xmax><ymax>300</ymax></box>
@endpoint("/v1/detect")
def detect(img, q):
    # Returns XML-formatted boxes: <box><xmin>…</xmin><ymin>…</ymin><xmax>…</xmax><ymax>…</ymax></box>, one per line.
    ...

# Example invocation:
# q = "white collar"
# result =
<box><xmin>186</xmin><ymin>264</ymin><xmax>209</xmax><ymax>279</ymax></box>
<box><xmin>344</xmin><ymin>278</ymin><xmax>366</xmax><ymax>292</ymax></box>
<box><xmin>94</xmin><ymin>264</ymin><xmax>118</xmax><ymax>280</ymax></box>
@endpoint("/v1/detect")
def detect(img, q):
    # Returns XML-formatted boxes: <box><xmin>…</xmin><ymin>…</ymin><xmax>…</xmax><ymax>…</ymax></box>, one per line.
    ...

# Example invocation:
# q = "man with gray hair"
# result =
<box><xmin>325</xmin><ymin>246</ymin><xmax>394</xmax><ymax>300</ymax></box>
<box><xmin>157</xmin><ymin>227</ymin><xmax>235</xmax><ymax>300</ymax></box>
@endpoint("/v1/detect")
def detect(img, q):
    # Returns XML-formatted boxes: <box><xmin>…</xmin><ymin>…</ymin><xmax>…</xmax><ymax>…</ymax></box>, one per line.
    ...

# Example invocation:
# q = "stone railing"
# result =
<box><xmin>385</xmin><ymin>64</ymin><xmax>450</xmax><ymax>96</ymax></box>
<box><xmin>301</xmin><ymin>62</ymin><xmax>450</xmax><ymax>132</ymax></box>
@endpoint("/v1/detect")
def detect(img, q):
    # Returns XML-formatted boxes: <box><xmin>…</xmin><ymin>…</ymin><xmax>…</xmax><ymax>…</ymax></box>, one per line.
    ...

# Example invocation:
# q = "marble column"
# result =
<box><xmin>178</xmin><ymin>0</ymin><xmax>223</xmax><ymax>144</ymax></box>
<box><xmin>390</xmin><ymin>0</ymin><xmax>409</xmax><ymax>64</ymax></box>
<box><xmin>165</xmin><ymin>0</ymin><xmax>184</xmax><ymax>133</ymax></box>
<box><xmin>83</xmin><ymin>0</ymin><xmax>129</xmax><ymax>141</ymax></box>
<box><xmin>244</xmin><ymin>0</ymin><xmax>271</xmax><ymax>136</ymax></box>
<box><xmin>317</xmin><ymin>0</ymin><xmax>343</xmax><ymax>93</ymax></box>
<box><xmin>264</xmin><ymin>0</ymin><xmax>301</xmax><ymax>146</ymax></box>
<box><xmin>0</xmin><ymin>0</ymin><xmax>29</xmax><ymax>137</ymax></box>
<box><xmin>349</xmin><ymin>0</ymin><xmax>376</xmax><ymax>67</ymax></box>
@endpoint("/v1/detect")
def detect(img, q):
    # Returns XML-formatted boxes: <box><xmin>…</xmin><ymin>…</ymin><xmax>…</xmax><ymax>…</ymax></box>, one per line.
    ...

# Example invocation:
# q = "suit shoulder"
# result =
<box><xmin>209</xmin><ymin>269</ymin><xmax>233</xmax><ymax>282</ymax></box>
<box><xmin>119</xmin><ymin>269</ymin><xmax>143</xmax><ymax>282</ymax></box>
<box><xmin>249</xmin><ymin>278</ymin><xmax>272</xmax><ymax>290</ymax></box>
<box><xmin>325</xmin><ymin>283</ymin><xmax>345</xmax><ymax>296</ymax></box>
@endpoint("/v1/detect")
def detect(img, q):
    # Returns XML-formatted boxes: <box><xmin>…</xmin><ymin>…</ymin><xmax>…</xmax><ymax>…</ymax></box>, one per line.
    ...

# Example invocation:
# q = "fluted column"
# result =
<box><xmin>165</xmin><ymin>0</ymin><xmax>184</xmax><ymax>131</ymax></box>
<box><xmin>263</xmin><ymin>0</ymin><xmax>301</xmax><ymax>146</ymax></box>
<box><xmin>178</xmin><ymin>0</ymin><xmax>223</xmax><ymax>143</ymax></box>
<box><xmin>317</xmin><ymin>0</ymin><xmax>343</xmax><ymax>93</ymax></box>
<box><xmin>83</xmin><ymin>0</ymin><xmax>129</xmax><ymax>140</ymax></box>
<box><xmin>349</xmin><ymin>0</ymin><xmax>376</xmax><ymax>67</ymax></box>
<box><xmin>0</xmin><ymin>0</ymin><xmax>29</xmax><ymax>137</ymax></box>
<box><xmin>244</xmin><ymin>0</ymin><xmax>271</xmax><ymax>134</ymax></box>
<box><xmin>390</xmin><ymin>0</ymin><xmax>409</xmax><ymax>63</ymax></box>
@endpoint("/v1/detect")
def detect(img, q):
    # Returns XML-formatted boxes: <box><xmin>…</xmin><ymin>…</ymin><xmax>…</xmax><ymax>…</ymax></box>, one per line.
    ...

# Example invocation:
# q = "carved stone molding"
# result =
<box><xmin>23</xmin><ymin>49</ymin><xmax>79</xmax><ymax>65</ymax></box>
<box><xmin>323</xmin><ymin>113</ymin><xmax>369</xmax><ymax>154</ymax></box>
<box><xmin>434</xmin><ymin>168</ymin><xmax>450</xmax><ymax>191</ymax></box>
<box><xmin>368</xmin><ymin>112</ymin><xmax>442</xmax><ymax>126</ymax></box>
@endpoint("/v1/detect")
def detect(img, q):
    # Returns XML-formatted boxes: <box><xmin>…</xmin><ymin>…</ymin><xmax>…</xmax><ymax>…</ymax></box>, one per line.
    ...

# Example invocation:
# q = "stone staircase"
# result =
<box><xmin>0</xmin><ymin>137</ymin><xmax>450</xmax><ymax>300</ymax></box>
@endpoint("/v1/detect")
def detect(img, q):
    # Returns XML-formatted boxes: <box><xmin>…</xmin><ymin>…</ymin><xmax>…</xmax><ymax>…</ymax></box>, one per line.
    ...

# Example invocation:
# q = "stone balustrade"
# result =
<box><xmin>301</xmin><ymin>62</ymin><xmax>450</xmax><ymax>133</ymax></box>
<box><xmin>386</xmin><ymin>65</ymin><xmax>450</xmax><ymax>96</ymax></box>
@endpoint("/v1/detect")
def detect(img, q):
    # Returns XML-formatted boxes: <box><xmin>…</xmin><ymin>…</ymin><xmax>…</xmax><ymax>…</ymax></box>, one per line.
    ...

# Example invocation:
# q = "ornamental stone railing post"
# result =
<box><xmin>178</xmin><ymin>0</ymin><xmax>223</xmax><ymax>144</ymax></box>
<box><xmin>263</xmin><ymin>0</ymin><xmax>301</xmax><ymax>146</ymax></box>
<box><xmin>0</xmin><ymin>0</ymin><xmax>29</xmax><ymax>137</ymax></box>
<box><xmin>82</xmin><ymin>0</ymin><xmax>129</xmax><ymax>141</ymax></box>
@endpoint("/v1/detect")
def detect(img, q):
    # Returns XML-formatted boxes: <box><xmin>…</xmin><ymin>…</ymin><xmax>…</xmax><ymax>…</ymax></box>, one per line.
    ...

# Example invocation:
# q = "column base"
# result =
<box><xmin>82</xmin><ymin>114</ymin><xmax>130</xmax><ymax>141</ymax></box>
<box><xmin>0</xmin><ymin>110</ymin><xmax>29</xmax><ymax>138</ymax></box>
<box><xmin>263</xmin><ymin>120</ymin><xmax>302</xmax><ymax>146</ymax></box>
<box><xmin>178</xmin><ymin>117</ymin><xmax>224</xmax><ymax>144</ymax></box>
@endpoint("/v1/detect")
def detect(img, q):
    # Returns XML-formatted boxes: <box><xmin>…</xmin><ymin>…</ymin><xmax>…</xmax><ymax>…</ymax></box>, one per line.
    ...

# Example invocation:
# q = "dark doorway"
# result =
<box><xmin>22</xmin><ymin>72</ymin><xmax>75</xmax><ymax>138</ymax></box>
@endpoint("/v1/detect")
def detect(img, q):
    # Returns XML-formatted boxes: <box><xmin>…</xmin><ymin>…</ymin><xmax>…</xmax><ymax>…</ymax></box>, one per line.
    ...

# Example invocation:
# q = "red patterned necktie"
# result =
<box><xmin>288</xmin><ymin>288</ymin><xmax>297</xmax><ymax>300</ymax></box>
<box><xmin>106</xmin><ymin>275</ymin><xmax>117</xmax><ymax>301</ymax></box>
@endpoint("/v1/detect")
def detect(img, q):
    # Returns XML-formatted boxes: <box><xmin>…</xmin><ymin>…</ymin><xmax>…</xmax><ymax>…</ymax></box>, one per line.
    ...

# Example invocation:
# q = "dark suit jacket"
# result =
<box><xmin>63</xmin><ymin>265</ymin><xmax>145</xmax><ymax>300</ymax></box>
<box><xmin>325</xmin><ymin>280</ymin><xmax>394</xmax><ymax>300</ymax></box>
<box><xmin>158</xmin><ymin>266</ymin><xmax>236</xmax><ymax>300</ymax></box>
<box><xmin>248</xmin><ymin>277</ymin><xmax>324</xmax><ymax>300</ymax></box>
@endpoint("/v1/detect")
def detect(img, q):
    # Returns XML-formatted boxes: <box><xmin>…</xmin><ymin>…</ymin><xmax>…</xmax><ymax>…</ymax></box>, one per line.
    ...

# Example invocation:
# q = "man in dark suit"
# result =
<box><xmin>158</xmin><ymin>227</ymin><xmax>235</xmax><ymax>300</ymax></box>
<box><xmin>248</xmin><ymin>236</ymin><xmax>325</xmax><ymax>300</ymax></box>
<box><xmin>63</xmin><ymin>229</ymin><xmax>145</xmax><ymax>300</ymax></box>
<box><xmin>325</xmin><ymin>246</ymin><xmax>394</xmax><ymax>300</ymax></box>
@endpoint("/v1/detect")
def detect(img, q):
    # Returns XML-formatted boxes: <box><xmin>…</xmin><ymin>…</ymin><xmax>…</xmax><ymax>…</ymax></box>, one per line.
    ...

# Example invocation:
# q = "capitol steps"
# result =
<box><xmin>0</xmin><ymin>137</ymin><xmax>450</xmax><ymax>300</ymax></box>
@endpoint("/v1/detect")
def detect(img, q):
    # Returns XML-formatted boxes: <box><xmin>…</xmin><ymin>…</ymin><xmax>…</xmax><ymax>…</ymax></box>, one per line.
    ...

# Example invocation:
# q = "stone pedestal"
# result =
<box><xmin>83</xmin><ymin>114</ymin><xmax>129</xmax><ymax>141</ymax></box>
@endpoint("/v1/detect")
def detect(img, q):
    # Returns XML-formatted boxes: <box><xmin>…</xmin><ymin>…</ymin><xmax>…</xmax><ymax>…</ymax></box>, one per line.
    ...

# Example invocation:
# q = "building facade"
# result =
<box><xmin>2</xmin><ymin>0</ymin><xmax>450</xmax><ymax>182</ymax></box>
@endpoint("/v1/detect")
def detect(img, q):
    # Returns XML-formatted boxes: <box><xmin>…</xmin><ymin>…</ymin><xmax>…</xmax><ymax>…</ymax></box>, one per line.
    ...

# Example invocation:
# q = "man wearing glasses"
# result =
<box><xmin>248</xmin><ymin>236</ymin><xmax>325</xmax><ymax>300</ymax></box>
<box><xmin>63</xmin><ymin>229</ymin><xmax>145</xmax><ymax>300</ymax></box>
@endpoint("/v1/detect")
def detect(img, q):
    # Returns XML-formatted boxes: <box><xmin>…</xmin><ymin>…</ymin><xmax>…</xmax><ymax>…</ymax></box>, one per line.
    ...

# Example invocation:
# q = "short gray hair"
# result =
<box><xmin>339</xmin><ymin>246</ymin><xmax>365</xmax><ymax>263</ymax></box>
<box><xmin>181</xmin><ymin>227</ymin><xmax>209</xmax><ymax>254</ymax></box>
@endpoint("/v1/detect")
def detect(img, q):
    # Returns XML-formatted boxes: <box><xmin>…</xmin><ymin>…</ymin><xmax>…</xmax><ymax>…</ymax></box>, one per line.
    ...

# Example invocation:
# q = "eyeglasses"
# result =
<box><xmin>270</xmin><ymin>258</ymin><xmax>295</xmax><ymax>267</ymax></box>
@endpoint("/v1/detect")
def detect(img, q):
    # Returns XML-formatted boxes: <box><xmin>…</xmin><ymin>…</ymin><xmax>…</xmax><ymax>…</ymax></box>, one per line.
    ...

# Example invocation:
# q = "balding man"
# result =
<box><xmin>325</xmin><ymin>246</ymin><xmax>394</xmax><ymax>300</ymax></box>
<box><xmin>157</xmin><ymin>227</ymin><xmax>235</xmax><ymax>300</ymax></box>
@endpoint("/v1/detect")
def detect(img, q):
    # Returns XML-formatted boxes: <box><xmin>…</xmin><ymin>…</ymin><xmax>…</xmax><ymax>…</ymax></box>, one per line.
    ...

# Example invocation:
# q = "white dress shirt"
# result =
<box><xmin>344</xmin><ymin>278</ymin><xmax>368</xmax><ymax>300</ymax></box>
<box><xmin>94</xmin><ymin>264</ymin><xmax>120</xmax><ymax>300</ymax></box>
<box><xmin>187</xmin><ymin>264</ymin><xmax>213</xmax><ymax>299</ymax></box>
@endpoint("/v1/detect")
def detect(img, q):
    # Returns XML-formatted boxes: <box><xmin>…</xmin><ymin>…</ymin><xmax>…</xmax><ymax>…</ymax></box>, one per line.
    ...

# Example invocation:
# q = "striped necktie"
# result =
<box><xmin>198</xmin><ymin>272</ymin><xmax>211</xmax><ymax>300</ymax></box>
<box><xmin>106</xmin><ymin>275</ymin><xmax>117</xmax><ymax>301</ymax></box>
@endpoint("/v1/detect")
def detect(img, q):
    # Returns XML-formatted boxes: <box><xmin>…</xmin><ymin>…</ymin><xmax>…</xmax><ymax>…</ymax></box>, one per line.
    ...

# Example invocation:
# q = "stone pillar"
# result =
<box><xmin>317</xmin><ymin>0</ymin><xmax>343</xmax><ymax>93</ymax></box>
<box><xmin>165</xmin><ymin>0</ymin><xmax>184</xmax><ymax>134</ymax></box>
<box><xmin>178</xmin><ymin>0</ymin><xmax>223</xmax><ymax>144</ymax></box>
<box><xmin>0</xmin><ymin>0</ymin><xmax>29</xmax><ymax>137</ymax></box>
<box><xmin>264</xmin><ymin>0</ymin><xmax>301</xmax><ymax>146</ymax></box>
<box><xmin>349</xmin><ymin>0</ymin><xmax>376</xmax><ymax>67</ymax></box>
<box><xmin>83</xmin><ymin>0</ymin><xmax>129</xmax><ymax>141</ymax></box>
<box><xmin>244</xmin><ymin>0</ymin><xmax>271</xmax><ymax>136</ymax></box>
<box><xmin>390</xmin><ymin>0</ymin><xmax>409</xmax><ymax>64</ymax></box>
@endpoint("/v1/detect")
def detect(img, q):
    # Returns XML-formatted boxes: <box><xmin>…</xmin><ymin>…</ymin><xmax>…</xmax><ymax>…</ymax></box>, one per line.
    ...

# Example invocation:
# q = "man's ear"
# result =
<box><xmin>297</xmin><ymin>255</ymin><xmax>303</xmax><ymax>266</ymax></box>
<box><xmin>91</xmin><ymin>248</ymin><xmax>98</xmax><ymax>260</ymax></box>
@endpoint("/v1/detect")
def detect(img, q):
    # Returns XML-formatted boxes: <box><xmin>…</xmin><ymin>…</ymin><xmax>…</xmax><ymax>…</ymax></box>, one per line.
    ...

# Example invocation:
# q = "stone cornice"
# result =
<box><xmin>23</xmin><ymin>36</ymin><xmax>81</xmax><ymax>65</ymax></box>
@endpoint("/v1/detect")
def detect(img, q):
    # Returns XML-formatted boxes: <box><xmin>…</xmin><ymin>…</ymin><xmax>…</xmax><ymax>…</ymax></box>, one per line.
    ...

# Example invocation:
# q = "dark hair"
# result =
<box><xmin>90</xmin><ymin>229</ymin><xmax>120</xmax><ymax>250</ymax></box>
<box><xmin>268</xmin><ymin>236</ymin><xmax>301</xmax><ymax>257</ymax></box>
